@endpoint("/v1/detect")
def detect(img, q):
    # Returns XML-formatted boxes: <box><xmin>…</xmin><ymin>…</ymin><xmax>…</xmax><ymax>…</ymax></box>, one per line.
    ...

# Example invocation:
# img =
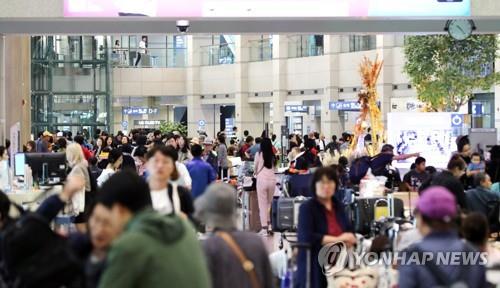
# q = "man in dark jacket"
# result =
<box><xmin>97</xmin><ymin>171</ymin><xmax>211</xmax><ymax>288</ymax></box>
<box><xmin>466</xmin><ymin>172</ymin><xmax>499</xmax><ymax>217</ymax></box>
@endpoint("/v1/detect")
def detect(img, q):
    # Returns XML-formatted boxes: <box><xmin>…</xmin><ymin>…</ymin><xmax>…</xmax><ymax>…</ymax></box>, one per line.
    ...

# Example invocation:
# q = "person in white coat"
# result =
<box><xmin>0</xmin><ymin>146</ymin><xmax>9</xmax><ymax>191</ymax></box>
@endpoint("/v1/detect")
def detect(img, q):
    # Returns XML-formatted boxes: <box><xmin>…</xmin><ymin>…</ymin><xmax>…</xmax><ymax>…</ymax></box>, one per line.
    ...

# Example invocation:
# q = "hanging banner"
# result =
<box><xmin>9</xmin><ymin>122</ymin><xmax>20</xmax><ymax>154</ymax></box>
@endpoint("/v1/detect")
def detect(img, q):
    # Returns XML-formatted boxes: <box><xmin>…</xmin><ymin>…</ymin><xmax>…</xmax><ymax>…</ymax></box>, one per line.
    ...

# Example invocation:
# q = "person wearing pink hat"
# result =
<box><xmin>398</xmin><ymin>186</ymin><xmax>486</xmax><ymax>288</ymax></box>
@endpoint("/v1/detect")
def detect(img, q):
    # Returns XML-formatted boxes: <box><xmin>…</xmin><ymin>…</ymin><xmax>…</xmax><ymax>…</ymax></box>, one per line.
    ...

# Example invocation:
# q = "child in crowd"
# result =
<box><xmin>467</xmin><ymin>152</ymin><xmax>485</xmax><ymax>177</ymax></box>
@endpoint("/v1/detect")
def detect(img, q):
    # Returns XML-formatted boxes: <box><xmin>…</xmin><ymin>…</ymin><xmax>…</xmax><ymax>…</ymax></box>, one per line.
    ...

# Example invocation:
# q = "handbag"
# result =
<box><xmin>243</xmin><ymin>165</ymin><xmax>264</xmax><ymax>192</ymax></box>
<box><xmin>216</xmin><ymin>231</ymin><xmax>260</xmax><ymax>288</ymax></box>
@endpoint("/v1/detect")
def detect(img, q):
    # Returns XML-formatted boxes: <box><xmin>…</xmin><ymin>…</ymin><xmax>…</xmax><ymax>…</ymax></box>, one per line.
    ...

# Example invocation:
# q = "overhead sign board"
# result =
<box><xmin>285</xmin><ymin>105</ymin><xmax>309</xmax><ymax>113</ymax></box>
<box><xmin>225</xmin><ymin>118</ymin><xmax>235</xmax><ymax>137</ymax></box>
<box><xmin>329</xmin><ymin>100</ymin><xmax>382</xmax><ymax>112</ymax></box>
<box><xmin>123</xmin><ymin>107</ymin><xmax>158</xmax><ymax>115</ymax></box>
<box><xmin>329</xmin><ymin>101</ymin><xmax>361</xmax><ymax>111</ymax></box>
<box><xmin>65</xmin><ymin>0</ymin><xmax>470</xmax><ymax>18</ymax></box>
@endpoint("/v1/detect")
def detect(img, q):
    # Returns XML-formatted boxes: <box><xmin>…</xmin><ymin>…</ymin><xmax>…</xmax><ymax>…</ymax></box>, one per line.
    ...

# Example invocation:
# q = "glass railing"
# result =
<box><xmin>287</xmin><ymin>35</ymin><xmax>324</xmax><ymax>58</ymax></box>
<box><xmin>342</xmin><ymin>35</ymin><xmax>376</xmax><ymax>53</ymax></box>
<box><xmin>249</xmin><ymin>39</ymin><xmax>273</xmax><ymax>62</ymax></box>
<box><xmin>200</xmin><ymin>43</ymin><xmax>235</xmax><ymax>66</ymax></box>
<box><xmin>110</xmin><ymin>47</ymin><xmax>187</xmax><ymax>68</ymax></box>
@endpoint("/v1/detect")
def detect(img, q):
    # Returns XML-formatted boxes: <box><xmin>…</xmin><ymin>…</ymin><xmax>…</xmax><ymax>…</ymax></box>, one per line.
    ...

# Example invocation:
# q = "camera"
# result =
<box><xmin>176</xmin><ymin>20</ymin><xmax>190</xmax><ymax>33</ymax></box>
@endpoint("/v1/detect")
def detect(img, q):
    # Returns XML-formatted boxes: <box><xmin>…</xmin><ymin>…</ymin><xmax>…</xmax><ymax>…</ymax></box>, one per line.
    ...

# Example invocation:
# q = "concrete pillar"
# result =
<box><xmin>0</xmin><ymin>35</ymin><xmax>31</xmax><ymax>149</ymax></box>
<box><xmin>271</xmin><ymin>35</ymin><xmax>288</xmax><ymax>138</ymax></box>
<box><xmin>376</xmin><ymin>35</ymin><xmax>395</xmax><ymax>131</ymax></box>
<box><xmin>186</xmin><ymin>36</ymin><xmax>211</xmax><ymax>137</ymax></box>
<box><xmin>234</xmin><ymin>35</ymin><xmax>265</xmax><ymax>139</ymax></box>
<box><xmin>321</xmin><ymin>35</ymin><xmax>342</xmax><ymax>139</ymax></box>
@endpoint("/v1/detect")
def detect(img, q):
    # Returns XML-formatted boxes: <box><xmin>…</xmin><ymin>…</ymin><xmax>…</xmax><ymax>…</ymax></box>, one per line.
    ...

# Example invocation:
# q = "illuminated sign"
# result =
<box><xmin>329</xmin><ymin>100</ymin><xmax>381</xmax><ymax>111</ymax></box>
<box><xmin>329</xmin><ymin>101</ymin><xmax>361</xmax><ymax>111</ymax></box>
<box><xmin>64</xmin><ymin>0</ymin><xmax>470</xmax><ymax>18</ymax></box>
<box><xmin>133</xmin><ymin>120</ymin><xmax>164</xmax><ymax>126</ymax></box>
<box><xmin>123</xmin><ymin>107</ymin><xmax>158</xmax><ymax>115</ymax></box>
<box><xmin>285</xmin><ymin>105</ymin><xmax>309</xmax><ymax>113</ymax></box>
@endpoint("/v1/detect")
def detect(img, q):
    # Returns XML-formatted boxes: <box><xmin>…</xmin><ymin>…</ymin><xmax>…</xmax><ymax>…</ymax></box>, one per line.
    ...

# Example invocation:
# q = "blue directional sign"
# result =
<box><xmin>451</xmin><ymin>114</ymin><xmax>464</xmax><ymax>127</ymax></box>
<box><xmin>472</xmin><ymin>103</ymin><xmax>483</xmax><ymax>115</ymax></box>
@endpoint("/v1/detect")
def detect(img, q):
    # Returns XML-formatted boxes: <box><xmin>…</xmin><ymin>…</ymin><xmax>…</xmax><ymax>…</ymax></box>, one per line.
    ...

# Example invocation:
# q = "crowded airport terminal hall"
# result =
<box><xmin>4</xmin><ymin>0</ymin><xmax>500</xmax><ymax>287</ymax></box>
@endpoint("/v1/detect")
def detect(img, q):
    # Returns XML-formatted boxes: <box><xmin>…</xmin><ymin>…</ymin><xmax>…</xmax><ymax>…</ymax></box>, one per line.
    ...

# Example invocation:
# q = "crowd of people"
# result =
<box><xmin>0</xmin><ymin>127</ymin><xmax>499</xmax><ymax>287</ymax></box>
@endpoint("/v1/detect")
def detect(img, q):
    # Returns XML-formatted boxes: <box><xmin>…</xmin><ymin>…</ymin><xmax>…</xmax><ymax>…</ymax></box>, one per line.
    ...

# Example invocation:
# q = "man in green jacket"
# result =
<box><xmin>97</xmin><ymin>170</ymin><xmax>211</xmax><ymax>288</ymax></box>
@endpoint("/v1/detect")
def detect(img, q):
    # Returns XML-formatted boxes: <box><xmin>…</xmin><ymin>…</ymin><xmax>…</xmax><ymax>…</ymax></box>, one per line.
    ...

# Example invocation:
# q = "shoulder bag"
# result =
<box><xmin>216</xmin><ymin>231</ymin><xmax>260</xmax><ymax>288</ymax></box>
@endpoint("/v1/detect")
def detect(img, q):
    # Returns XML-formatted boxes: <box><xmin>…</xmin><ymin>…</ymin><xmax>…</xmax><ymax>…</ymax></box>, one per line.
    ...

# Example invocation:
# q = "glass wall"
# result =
<box><xmin>111</xmin><ymin>35</ymin><xmax>187</xmax><ymax>68</ymax></box>
<box><xmin>249</xmin><ymin>36</ymin><xmax>273</xmax><ymax>62</ymax></box>
<box><xmin>287</xmin><ymin>35</ymin><xmax>324</xmax><ymax>58</ymax></box>
<box><xmin>469</xmin><ymin>93</ymin><xmax>494</xmax><ymax>129</ymax></box>
<box><xmin>31</xmin><ymin>36</ymin><xmax>111</xmax><ymax>136</ymax></box>
<box><xmin>200</xmin><ymin>35</ymin><xmax>236</xmax><ymax>66</ymax></box>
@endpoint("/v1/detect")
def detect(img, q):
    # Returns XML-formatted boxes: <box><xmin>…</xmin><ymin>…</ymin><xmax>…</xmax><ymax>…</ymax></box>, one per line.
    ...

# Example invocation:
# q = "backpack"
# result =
<box><xmin>349</xmin><ymin>156</ymin><xmax>372</xmax><ymax>185</ymax></box>
<box><xmin>1</xmin><ymin>213</ymin><xmax>84</xmax><ymax>288</ymax></box>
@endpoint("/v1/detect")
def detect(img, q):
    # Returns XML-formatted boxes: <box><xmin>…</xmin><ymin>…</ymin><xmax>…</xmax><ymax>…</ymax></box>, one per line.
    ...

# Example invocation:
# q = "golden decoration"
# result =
<box><xmin>350</xmin><ymin>55</ymin><xmax>385</xmax><ymax>157</ymax></box>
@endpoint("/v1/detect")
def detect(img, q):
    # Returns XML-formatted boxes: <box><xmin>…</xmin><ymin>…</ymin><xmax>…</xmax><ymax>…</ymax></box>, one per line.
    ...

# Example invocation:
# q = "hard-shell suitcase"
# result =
<box><xmin>351</xmin><ymin>197</ymin><xmax>404</xmax><ymax>235</ymax></box>
<box><xmin>271</xmin><ymin>196</ymin><xmax>309</xmax><ymax>232</ymax></box>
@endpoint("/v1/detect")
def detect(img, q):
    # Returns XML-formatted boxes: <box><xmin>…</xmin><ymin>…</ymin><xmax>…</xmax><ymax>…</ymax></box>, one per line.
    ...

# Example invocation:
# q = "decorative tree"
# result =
<box><xmin>404</xmin><ymin>34</ymin><xmax>500</xmax><ymax>112</ymax></box>
<box><xmin>350</xmin><ymin>56</ymin><xmax>384</xmax><ymax>156</ymax></box>
<box><xmin>159</xmin><ymin>121</ymin><xmax>188</xmax><ymax>136</ymax></box>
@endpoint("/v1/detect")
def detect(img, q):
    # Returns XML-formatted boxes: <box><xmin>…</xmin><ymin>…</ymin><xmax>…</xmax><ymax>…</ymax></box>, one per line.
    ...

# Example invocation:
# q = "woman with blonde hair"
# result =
<box><xmin>66</xmin><ymin>143</ymin><xmax>92</xmax><ymax>232</ymax></box>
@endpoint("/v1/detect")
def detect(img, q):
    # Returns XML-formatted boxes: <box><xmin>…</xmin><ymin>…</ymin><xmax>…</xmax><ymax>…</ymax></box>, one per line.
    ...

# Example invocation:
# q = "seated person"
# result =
<box><xmin>466</xmin><ymin>172</ymin><xmax>499</xmax><ymax>219</ymax></box>
<box><xmin>467</xmin><ymin>152</ymin><xmax>486</xmax><ymax>176</ymax></box>
<box><xmin>403</xmin><ymin>157</ymin><xmax>430</xmax><ymax>192</ymax></box>
<box><xmin>420</xmin><ymin>155</ymin><xmax>468</xmax><ymax>210</ymax></box>
<box><xmin>462</xmin><ymin>212</ymin><xmax>500</xmax><ymax>265</ymax></box>
<box><xmin>465</xmin><ymin>152</ymin><xmax>485</xmax><ymax>189</ymax></box>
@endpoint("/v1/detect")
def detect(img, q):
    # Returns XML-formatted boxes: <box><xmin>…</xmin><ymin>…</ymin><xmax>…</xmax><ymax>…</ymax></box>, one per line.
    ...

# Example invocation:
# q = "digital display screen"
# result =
<box><xmin>14</xmin><ymin>153</ymin><xmax>25</xmax><ymax>177</ymax></box>
<box><xmin>64</xmin><ymin>0</ymin><xmax>470</xmax><ymax>18</ymax></box>
<box><xmin>387</xmin><ymin>113</ymin><xmax>457</xmax><ymax>169</ymax></box>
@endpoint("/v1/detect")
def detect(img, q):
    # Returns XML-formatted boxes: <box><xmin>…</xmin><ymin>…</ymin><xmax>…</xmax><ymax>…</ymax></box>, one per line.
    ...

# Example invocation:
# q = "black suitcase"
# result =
<box><xmin>350</xmin><ymin>197</ymin><xmax>404</xmax><ymax>235</ymax></box>
<box><xmin>271</xmin><ymin>196</ymin><xmax>309</xmax><ymax>232</ymax></box>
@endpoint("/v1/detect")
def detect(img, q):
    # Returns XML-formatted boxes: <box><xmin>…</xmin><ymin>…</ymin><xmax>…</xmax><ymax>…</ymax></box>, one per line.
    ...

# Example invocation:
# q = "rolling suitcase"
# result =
<box><xmin>351</xmin><ymin>197</ymin><xmax>404</xmax><ymax>235</ymax></box>
<box><xmin>242</xmin><ymin>190</ymin><xmax>262</xmax><ymax>232</ymax></box>
<box><xmin>271</xmin><ymin>196</ymin><xmax>309</xmax><ymax>232</ymax></box>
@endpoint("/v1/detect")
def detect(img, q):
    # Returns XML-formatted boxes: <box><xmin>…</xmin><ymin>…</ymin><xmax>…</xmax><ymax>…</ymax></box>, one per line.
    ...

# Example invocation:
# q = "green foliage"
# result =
<box><xmin>403</xmin><ymin>35</ymin><xmax>500</xmax><ymax>112</ymax></box>
<box><xmin>159</xmin><ymin>121</ymin><xmax>187</xmax><ymax>136</ymax></box>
